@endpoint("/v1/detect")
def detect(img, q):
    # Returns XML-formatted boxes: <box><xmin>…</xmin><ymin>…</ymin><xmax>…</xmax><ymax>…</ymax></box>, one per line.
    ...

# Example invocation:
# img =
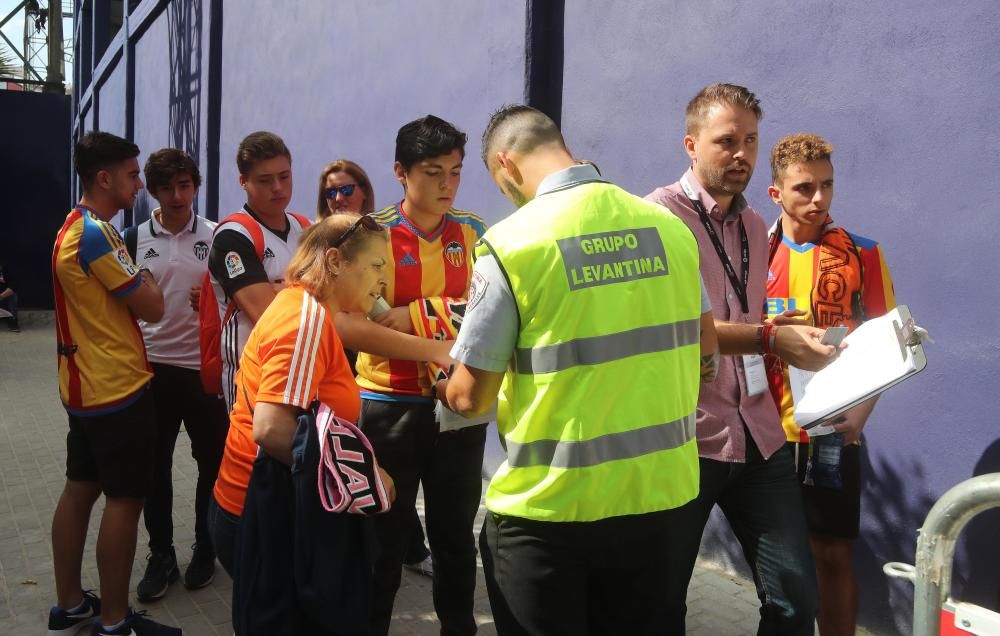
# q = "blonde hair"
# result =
<box><xmin>770</xmin><ymin>133</ymin><xmax>833</xmax><ymax>184</ymax></box>
<box><xmin>285</xmin><ymin>214</ymin><xmax>387</xmax><ymax>298</ymax></box>
<box><xmin>685</xmin><ymin>83</ymin><xmax>763</xmax><ymax>136</ymax></box>
<box><xmin>316</xmin><ymin>159</ymin><xmax>376</xmax><ymax>220</ymax></box>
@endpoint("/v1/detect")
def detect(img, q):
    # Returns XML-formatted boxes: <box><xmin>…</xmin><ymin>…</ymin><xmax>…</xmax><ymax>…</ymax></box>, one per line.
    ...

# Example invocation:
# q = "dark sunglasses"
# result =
<box><xmin>325</xmin><ymin>184</ymin><xmax>358</xmax><ymax>199</ymax></box>
<box><xmin>331</xmin><ymin>215</ymin><xmax>384</xmax><ymax>249</ymax></box>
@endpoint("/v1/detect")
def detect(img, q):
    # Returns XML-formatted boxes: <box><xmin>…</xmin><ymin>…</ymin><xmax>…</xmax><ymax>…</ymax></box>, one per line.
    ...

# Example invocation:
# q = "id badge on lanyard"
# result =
<box><xmin>741</xmin><ymin>354</ymin><xmax>768</xmax><ymax>396</ymax></box>
<box><xmin>681</xmin><ymin>177</ymin><xmax>762</xmax><ymax>395</ymax></box>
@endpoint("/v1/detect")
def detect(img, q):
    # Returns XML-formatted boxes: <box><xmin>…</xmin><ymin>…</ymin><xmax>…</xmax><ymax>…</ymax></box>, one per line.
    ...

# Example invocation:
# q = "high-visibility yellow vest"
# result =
<box><xmin>478</xmin><ymin>181</ymin><xmax>703</xmax><ymax>522</ymax></box>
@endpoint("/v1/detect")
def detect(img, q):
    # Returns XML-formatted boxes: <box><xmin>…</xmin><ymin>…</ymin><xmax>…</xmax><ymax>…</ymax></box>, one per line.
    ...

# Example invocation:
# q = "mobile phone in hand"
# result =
<box><xmin>820</xmin><ymin>325</ymin><xmax>849</xmax><ymax>347</ymax></box>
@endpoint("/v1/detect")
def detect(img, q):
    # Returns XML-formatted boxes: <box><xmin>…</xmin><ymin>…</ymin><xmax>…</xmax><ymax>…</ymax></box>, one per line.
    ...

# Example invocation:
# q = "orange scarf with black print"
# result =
<box><xmin>768</xmin><ymin>218</ymin><xmax>865</xmax><ymax>331</ymax></box>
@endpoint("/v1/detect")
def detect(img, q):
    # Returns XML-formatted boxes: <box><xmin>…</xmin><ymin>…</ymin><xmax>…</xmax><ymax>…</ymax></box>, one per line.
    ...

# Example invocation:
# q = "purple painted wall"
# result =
<box><xmin>561</xmin><ymin>1</ymin><xmax>1000</xmax><ymax>633</ymax></box>
<box><xmin>217</xmin><ymin>0</ymin><xmax>524</xmax><ymax>223</ymax></box>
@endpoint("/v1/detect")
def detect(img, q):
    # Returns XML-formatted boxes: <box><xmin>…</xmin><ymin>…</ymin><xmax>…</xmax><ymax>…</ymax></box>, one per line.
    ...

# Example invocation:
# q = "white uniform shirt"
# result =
<box><xmin>128</xmin><ymin>210</ymin><xmax>216</xmax><ymax>370</ymax></box>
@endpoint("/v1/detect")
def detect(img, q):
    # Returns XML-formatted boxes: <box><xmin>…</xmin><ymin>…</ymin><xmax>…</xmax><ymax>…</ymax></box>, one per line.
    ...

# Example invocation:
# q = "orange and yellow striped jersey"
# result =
<box><xmin>766</xmin><ymin>225</ymin><xmax>896</xmax><ymax>441</ymax></box>
<box><xmin>52</xmin><ymin>207</ymin><xmax>151</xmax><ymax>415</ymax></box>
<box><xmin>355</xmin><ymin>203</ymin><xmax>486</xmax><ymax>400</ymax></box>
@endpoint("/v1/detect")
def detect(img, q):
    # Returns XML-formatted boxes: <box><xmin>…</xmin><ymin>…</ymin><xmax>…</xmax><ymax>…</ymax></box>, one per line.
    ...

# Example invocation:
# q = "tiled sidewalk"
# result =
<box><xmin>0</xmin><ymin>317</ymin><xmax>779</xmax><ymax>635</ymax></box>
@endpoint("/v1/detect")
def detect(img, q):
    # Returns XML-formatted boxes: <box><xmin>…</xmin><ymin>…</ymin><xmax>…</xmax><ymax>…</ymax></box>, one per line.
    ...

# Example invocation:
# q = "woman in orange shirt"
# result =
<box><xmin>208</xmin><ymin>213</ymin><xmax>394</xmax><ymax>576</ymax></box>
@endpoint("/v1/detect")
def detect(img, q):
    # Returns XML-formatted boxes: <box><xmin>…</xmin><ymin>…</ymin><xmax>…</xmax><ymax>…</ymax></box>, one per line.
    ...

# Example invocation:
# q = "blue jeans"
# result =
<box><xmin>664</xmin><ymin>436</ymin><xmax>819</xmax><ymax>635</ymax></box>
<box><xmin>207</xmin><ymin>496</ymin><xmax>240</xmax><ymax>578</ymax></box>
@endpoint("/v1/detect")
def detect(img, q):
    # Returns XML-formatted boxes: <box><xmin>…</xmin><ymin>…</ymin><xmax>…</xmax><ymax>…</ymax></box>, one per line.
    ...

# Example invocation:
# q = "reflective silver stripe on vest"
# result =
<box><xmin>505</xmin><ymin>412</ymin><xmax>697</xmax><ymax>469</ymax></box>
<box><xmin>513</xmin><ymin>318</ymin><xmax>700</xmax><ymax>375</ymax></box>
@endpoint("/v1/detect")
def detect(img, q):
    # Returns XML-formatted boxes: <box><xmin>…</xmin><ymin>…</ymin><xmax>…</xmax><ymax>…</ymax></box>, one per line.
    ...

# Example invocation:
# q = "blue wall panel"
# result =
<box><xmin>97</xmin><ymin>60</ymin><xmax>127</xmax><ymax>136</ymax></box>
<box><xmin>218</xmin><ymin>0</ymin><xmax>524</xmax><ymax>224</ymax></box>
<box><xmin>561</xmin><ymin>2</ymin><xmax>1000</xmax><ymax>633</ymax></box>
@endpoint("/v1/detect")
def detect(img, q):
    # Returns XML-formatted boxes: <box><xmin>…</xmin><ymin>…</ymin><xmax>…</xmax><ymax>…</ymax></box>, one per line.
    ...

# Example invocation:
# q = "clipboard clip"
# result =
<box><xmin>893</xmin><ymin>317</ymin><xmax>933</xmax><ymax>360</ymax></box>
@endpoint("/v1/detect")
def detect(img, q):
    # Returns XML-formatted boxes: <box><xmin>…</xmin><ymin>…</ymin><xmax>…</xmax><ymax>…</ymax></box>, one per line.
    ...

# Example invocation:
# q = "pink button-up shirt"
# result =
<box><xmin>645</xmin><ymin>168</ymin><xmax>784</xmax><ymax>462</ymax></box>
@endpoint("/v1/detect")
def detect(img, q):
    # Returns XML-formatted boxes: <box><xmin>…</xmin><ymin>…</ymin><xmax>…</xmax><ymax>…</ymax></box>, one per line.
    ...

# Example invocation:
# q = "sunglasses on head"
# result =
<box><xmin>325</xmin><ymin>184</ymin><xmax>358</xmax><ymax>199</ymax></box>
<box><xmin>331</xmin><ymin>214</ymin><xmax>384</xmax><ymax>249</ymax></box>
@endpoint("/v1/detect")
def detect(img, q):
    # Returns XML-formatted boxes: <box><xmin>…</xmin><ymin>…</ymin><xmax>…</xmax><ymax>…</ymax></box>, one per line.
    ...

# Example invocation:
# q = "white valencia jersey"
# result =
<box><xmin>126</xmin><ymin>211</ymin><xmax>215</xmax><ymax>370</ymax></box>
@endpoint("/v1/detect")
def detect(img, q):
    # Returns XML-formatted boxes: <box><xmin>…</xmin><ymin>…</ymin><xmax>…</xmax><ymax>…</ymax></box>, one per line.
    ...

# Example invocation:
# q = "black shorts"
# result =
<box><xmin>65</xmin><ymin>388</ymin><xmax>156</xmax><ymax>498</ymax></box>
<box><xmin>789</xmin><ymin>440</ymin><xmax>862</xmax><ymax>539</ymax></box>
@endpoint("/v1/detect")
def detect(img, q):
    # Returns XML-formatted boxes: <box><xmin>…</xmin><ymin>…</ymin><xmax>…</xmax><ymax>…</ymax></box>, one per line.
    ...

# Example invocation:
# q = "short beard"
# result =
<box><xmin>502</xmin><ymin>177</ymin><xmax>530</xmax><ymax>208</ymax></box>
<box><xmin>701</xmin><ymin>165</ymin><xmax>752</xmax><ymax>197</ymax></box>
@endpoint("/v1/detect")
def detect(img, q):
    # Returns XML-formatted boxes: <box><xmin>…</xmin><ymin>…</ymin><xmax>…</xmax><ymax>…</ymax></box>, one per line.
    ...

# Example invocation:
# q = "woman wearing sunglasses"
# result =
<box><xmin>316</xmin><ymin>159</ymin><xmax>376</xmax><ymax>219</ymax></box>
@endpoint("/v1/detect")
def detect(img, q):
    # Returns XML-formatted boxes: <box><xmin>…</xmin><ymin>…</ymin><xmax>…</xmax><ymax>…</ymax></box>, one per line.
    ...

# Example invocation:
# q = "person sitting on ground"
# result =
<box><xmin>0</xmin><ymin>263</ymin><xmax>19</xmax><ymax>332</ymax></box>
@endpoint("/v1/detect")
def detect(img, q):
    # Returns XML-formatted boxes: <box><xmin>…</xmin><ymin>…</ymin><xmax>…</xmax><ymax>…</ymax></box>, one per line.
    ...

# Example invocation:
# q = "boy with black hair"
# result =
<box><xmin>124</xmin><ymin>148</ymin><xmax>229</xmax><ymax>601</ymax></box>
<box><xmin>356</xmin><ymin>115</ymin><xmax>487</xmax><ymax>636</ymax></box>
<box><xmin>49</xmin><ymin>131</ymin><xmax>179</xmax><ymax>635</ymax></box>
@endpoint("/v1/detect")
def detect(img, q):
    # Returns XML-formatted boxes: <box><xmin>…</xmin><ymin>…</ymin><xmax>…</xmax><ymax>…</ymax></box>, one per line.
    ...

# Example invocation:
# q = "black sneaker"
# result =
<box><xmin>136</xmin><ymin>548</ymin><xmax>179</xmax><ymax>602</ymax></box>
<box><xmin>183</xmin><ymin>543</ymin><xmax>216</xmax><ymax>589</ymax></box>
<box><xmin>46</xmin><ymin>589</ymin><xmax>100</xmax><ymax>635</ymax></box>
<box><xmin>91</xmin><ymin>608</ymin><xmax>181</xmax><ymax>635</ymax></box>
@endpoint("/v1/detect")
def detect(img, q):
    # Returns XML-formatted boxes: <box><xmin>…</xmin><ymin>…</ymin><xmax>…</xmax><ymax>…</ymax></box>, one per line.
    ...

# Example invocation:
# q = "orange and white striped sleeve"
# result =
<box><xmin>256</xmin><ymin>290</ymin><xmax>335</xmax><ymax>409</ymax></box>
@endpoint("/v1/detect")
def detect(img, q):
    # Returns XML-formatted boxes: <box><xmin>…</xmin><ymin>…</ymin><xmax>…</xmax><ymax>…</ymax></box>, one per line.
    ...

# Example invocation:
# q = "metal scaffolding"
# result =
<box><xmin>0</xmin><ymin>0</ymin><xmax>73</xmax><ymax>93</ymax></box>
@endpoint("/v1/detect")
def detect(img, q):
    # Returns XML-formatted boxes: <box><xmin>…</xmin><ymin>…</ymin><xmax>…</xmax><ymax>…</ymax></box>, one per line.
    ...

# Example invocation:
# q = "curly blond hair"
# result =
<box><xmin>770</xmin><ymin>133</ymin><xmax>833</xmax><ymax>184</ymax></box>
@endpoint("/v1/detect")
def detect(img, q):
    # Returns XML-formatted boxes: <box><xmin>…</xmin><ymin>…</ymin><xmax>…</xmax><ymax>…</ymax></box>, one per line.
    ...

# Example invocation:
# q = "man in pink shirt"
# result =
<box><xmin>646</xmin><ymin>83</ymin><xmax>837</xmax><ymax>635</ymax></box>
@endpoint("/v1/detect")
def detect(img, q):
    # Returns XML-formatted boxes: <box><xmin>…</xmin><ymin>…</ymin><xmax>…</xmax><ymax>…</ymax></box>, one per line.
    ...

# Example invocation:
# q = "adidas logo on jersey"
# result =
<box><xmin>263</xmin><ymin>247</ymin><xmax>276</xmax><ymax>259</ymax></box>
<box><xmin>399</xmin><ymin>252</ymin><xmax>419</xmax><ymax>267</ymax></box>
<box><xmin>144</xmin><ymin>248</ymin><xmax>160</xmax><ymax>259</ymax></box>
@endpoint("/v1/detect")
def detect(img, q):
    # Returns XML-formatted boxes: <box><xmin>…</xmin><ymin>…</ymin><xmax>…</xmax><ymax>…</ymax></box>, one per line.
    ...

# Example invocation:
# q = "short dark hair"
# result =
<box><xmin>236</xmin><ymin>131</ymin><xmax>291</xmax><ymax>176</ymax></box>
<box><xmin>685</xmin><ymin>83</ymin><xmax>763</xmax><ymax>136</ymax></box>
<box><xmin>394</xmin><ymin>115</ymin><xmax>467</xmax><ymax>171</ymax></box>
<box><xmin>74</xmin><ymin>132</ymin><xmax>140</xmax><ymax>188</ymax></box>
<box><xmin>144</xmin><ymin>148</ymin><xmax>202</xmax><ymax>192</ymax></box>
<box><xmin>480</xmin><ymin>104</ymin><xmax>566</xmax><ymax>167</ymax></box>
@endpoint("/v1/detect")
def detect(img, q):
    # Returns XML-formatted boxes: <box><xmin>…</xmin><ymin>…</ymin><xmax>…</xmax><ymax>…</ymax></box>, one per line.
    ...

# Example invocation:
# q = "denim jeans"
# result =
<box><xmin>663</xmin><ymin>436</ymin><xmax>819</xmax><ymax>635</ymax></box>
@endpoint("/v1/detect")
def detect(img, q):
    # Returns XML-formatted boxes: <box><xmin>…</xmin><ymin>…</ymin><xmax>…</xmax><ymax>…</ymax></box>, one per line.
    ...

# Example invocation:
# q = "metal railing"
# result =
<box><xmin>884</xmin><ymin>473</ymin><xmax>1000</xmax><ymax>636</ymax></box>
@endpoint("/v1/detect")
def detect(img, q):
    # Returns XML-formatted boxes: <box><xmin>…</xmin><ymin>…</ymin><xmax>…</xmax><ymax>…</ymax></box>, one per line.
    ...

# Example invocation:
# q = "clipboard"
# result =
<box><xmin>791</xmin><ymin>305</ymin><xmax>927</xmax><ymax>431</ymax></box>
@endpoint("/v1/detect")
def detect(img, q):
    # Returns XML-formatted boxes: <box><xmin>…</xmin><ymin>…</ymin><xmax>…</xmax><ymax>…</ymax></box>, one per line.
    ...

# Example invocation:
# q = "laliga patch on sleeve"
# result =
<box><xmin>115</xmin><ymin>246</ymin><xmax>137</xmax><ymax>277</ymax></box>
<box><xmin>225</xmin><ymin>251</ymin><xmax>246</xmax><ymax>278</ymax></box>
<box><xmin>467</xmin><ymin>270</ymin><xmax>489</xmax><ymax>312</ymax></box>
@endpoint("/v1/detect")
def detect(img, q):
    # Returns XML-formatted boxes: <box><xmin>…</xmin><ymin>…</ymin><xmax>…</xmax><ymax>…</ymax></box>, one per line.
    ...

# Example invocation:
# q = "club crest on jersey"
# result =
<box><xmin>193</xmin><ymin>241</ymin><xmax>209</xmax><ymax>261</ymax></box>
<box><xmin>225</xmin><ymin>251</ymin><xmax>246</xmax><ymax>278</ymax></box>
<box><xmin>445</xmin><ymin>241</ymin><xmax>465</xmax><ymax>268</ymax></box>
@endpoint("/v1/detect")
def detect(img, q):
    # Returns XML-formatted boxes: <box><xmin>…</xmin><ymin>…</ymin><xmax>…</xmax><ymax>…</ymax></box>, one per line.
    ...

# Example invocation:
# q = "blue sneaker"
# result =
<box><xmin>91</xmin><ymin>609</ymin><xmax>181</xmax><ymax>635</ymax></box>
<box><xmin>46</xmin><ymin>590</ymin><xmax>100</xmax><ymax>635</ymax></box>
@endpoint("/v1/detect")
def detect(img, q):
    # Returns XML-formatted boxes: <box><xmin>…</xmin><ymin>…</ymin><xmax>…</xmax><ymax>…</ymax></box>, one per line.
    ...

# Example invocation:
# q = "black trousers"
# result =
<box><xmin>480</xmin><ymin>508</ymin><xmax>679</xmax><ymax>635</ymax></box>
<box><xmin>359</xmin><ymin>399</ymin><xmax>486</xmax><ymax>636</ymax></box>
<box><xmin>143</xmin><ymin>363</ymin><xmax>229</xmax><ymax>552</ymax></box>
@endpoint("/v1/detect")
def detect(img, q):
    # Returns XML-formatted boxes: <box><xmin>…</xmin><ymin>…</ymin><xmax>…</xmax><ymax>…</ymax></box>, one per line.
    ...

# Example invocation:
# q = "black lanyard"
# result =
<box><xmin>685</xmin><ymin>190</ymin><xmax>749</xmax><ymax>314</ymax></box>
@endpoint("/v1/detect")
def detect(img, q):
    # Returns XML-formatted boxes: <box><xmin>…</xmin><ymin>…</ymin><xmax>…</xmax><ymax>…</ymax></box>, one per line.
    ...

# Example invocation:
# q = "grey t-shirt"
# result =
<box><xmin>451</xmin><ymin>254</ymin><xmax>711</xmax><ymax>372</ymax></box>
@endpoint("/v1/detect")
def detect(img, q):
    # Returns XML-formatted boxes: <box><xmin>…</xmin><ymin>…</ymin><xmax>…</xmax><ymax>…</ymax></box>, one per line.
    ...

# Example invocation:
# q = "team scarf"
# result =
<box><xmin>408</xmin><ymin>296</ymin><xmax>467</xmax><ymax>384</ymax></box>
<box><xmin>767</xmin><ymin>216</ymin><xmax>866</xmax><ymax>331</ymax></box>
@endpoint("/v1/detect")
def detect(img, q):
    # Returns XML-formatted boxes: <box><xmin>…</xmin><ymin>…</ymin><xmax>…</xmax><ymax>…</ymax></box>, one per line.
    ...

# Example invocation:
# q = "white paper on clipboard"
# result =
<box><xmin>791</xmin><ymin>305</ymin><xmax>927</xmax><ymax>431</ymax></box>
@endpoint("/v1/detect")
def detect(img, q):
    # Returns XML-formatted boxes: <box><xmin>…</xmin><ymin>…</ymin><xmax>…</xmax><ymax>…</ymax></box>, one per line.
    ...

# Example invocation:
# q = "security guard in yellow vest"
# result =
<box><xmin>442</xmin><ymin>105</ymin><xmax>719</xmax><ymax>635</ymax></box>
